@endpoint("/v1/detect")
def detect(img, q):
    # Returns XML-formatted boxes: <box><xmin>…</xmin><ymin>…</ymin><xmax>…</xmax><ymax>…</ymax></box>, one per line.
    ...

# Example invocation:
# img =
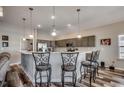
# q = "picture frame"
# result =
<box><xmin>100</xmin><ymin>38</ymin><xmax>111</xmax><ymax>45</ymax></box>
<box><xmin>2</xmin><ymin>42</ymin><xmax>9</xmax><ymax>47</ymax></box>
<box><xmin>2</xmin><ymin>35</ymin><xmax>9</xmax><ymax>41</ymax></box>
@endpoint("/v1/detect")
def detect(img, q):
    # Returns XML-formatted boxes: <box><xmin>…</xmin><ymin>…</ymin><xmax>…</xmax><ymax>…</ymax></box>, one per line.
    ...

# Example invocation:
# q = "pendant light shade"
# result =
<box><xmin>51</xmin><ymin>31</ymin><xmax>57</xmax><ymax>36</ymax></box>
<box><xmin>76</xmin><ymin>9</ymin><xmax>81</xmax><ymax>38</ymax></box>
<box><xmin>51</xmin><ymin>15</ymin><xmax>55</xmax><ymax>20</ymax></box>
<box><xmin>51</xmin><ymin>6</ymin><xmax>57</xmax><ymax>37</ymax></box>
<box><xmin>22</xmin><ymin>18</ymin><xmax>26</xmax><ymax>41</ymax></box>
<box><xmin>77</xmin><ymin>34</ymin><xmax>81</xmax><ymax>38</ymax></box>
<box><xmin>29</xmin><ymin>7</ymin><xmax>34</xmax><ymax>38</ymax></box>
<box><xmin>51</xmin><ymin>28</ymin><xmax>57</xmax><ymax>36</ymax></box>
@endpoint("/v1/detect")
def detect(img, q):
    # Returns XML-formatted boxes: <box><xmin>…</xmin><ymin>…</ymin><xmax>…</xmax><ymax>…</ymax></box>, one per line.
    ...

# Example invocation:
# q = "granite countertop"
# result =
<box><xmin>21</xmin><ymin>51</ymin><xmax>88</xmax><ymax>55</ymax></box>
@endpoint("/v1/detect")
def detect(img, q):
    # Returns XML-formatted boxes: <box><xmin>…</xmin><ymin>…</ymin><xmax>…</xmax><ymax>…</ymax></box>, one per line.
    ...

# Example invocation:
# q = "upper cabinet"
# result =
<box><xmin>81</xmin><ymin>37</ymin><xmax>88</xmax><ymax>47</ymax></box>
<box><xmin>55</xmin><ymin>40</ymin><xmax>66</xmax><ymax>47</ymax></box>
<box><xmin>50</xmin><ymin>41</ymin><xmax>56</xmax><ymax>47</ymax></box>
<box><xmin>37</xmin><ymin>35</ymin><xmax>95</xmax><ymax>47</ymax></box>
<box><xmin>88</xmin><ymin>36</ymin><xmax>95</xmax><ymax>47</ymax></box>
<box><xmin>55</xmin><ymin>35</ymin><xmax>96</xmax><ymax>47</ymax></box>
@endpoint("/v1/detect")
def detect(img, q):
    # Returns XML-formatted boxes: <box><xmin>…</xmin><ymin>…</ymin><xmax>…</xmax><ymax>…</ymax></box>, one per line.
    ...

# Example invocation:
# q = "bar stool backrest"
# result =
<box><xmin>92</xmin><ymin>50</ymin><xmax>100</xmax><ymax>62</ymax></box>
<box><xmin>88</xmin><ymin>51</ymin><xmax>96</xmax><ymax>62</ymax></box>
<box><xmin>61</xmin><ymin>52</ymin><xmax>79</xmax><ymax>69</ymax></box>
<box><xmin>86</xmin><ymin>53</ymin><xmax>91</xmax><ymax>61</ymax></box>
<box><xmin>32</xmin><ymin>52</ymin><xmax>50</xmax><ymax>66</ymax></box>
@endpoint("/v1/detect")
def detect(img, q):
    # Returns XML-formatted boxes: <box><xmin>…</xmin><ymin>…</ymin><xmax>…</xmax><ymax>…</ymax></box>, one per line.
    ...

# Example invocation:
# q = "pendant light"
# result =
<box><xmin>51</xmin><ymin>6</ymin><xmax>57</xmax><ymax>36</ymax></box>
<box><xmin>29</xmin><ymin>7</ymin><xmax>34</xmax><ymax>38</ymax></box>
<box><xmin>77</xmin><ymin>9</ymin><xmax>81</xmax><ymax>39</ymax></box>
<box><xmin>22</xmin><ymin>18</ymin><xmax>26</xmax><ymax>41</ymax></box>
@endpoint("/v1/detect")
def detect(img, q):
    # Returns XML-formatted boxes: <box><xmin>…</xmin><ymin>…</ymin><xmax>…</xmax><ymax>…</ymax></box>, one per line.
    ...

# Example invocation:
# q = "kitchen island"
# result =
<box><xmin>21</xmin><ymin>51</ymin><xmax>86</xmax><ymax>83</ymax></box>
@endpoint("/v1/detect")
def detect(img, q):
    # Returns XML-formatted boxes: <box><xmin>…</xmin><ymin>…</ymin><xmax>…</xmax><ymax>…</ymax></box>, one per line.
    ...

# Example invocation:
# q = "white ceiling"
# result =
<box><xmin>1</xmin><ymin>6</ymin><xmax>124</xmax><ymax>36</ymax></box>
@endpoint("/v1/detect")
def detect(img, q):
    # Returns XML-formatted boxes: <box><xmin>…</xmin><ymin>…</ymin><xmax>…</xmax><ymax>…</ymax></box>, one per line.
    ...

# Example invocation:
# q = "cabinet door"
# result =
<box><xmin>71</xmin><ymin>38</ymin><xmax>76</xmax><ymax>47</ymax></box>
<box><xmin>55</xmin><ymin>40</ymin><xmax>66</xmax><ymax>47</ymax></box>
<box><xmin>65</xmin><ymin>38</ymin><xmax>76</xmax><ymax>47</ymax></box>
<box><xmin>46</xmin><ymin>41</ymin><xmax>51</xmax><ymax>47</ymax></box>
<box><xmin>61</xmin><ymin>40</ymin><xmax>66</xmax><ymax>47</ymax></box>
<box><xmin>82</xmin><ymin>37</ymin><xmax>88</xmax><ymax>47</ymax></box>
<box><xmin>75</xmin><ymin>38</ymin><xmax>82</xmax><ymax>47</ymax></box>
<box><xmin>55</xmin><ymin>41</ymin><xmax>58</xmax><ymax>47</ymax></box>
<box><xmin>55</xmin><ymin>41</ymin><xmax>59</xmax><ymax>47</ymax></box>
<box><xmin>50</xmin><ymin>41</ymin><xmax>55</xmax><ymax>47</ymax></box>
<box><xmin>88</xmin><ymin>36</ymin><xmax>95</xmax><ymax>47</ymax></box>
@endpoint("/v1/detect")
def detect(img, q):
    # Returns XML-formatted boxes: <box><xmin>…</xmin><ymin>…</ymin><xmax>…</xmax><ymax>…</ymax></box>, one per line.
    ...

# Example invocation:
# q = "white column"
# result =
<box><xmin>33</xmin><ymin>28</ymin><xmax>37</xmax><ymax>52</ymax></box>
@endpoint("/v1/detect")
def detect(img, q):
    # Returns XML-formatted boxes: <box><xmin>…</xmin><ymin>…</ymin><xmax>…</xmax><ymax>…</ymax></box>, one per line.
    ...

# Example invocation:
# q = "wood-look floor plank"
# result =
<box><xmin>35</xmin><ymin>69</ymin><xmax>124</xmax><ymax>87</ymax></box>
<box><xmin>105</xmin><ymin>70</ymin><xmax>124</xmax><ymax>77</ymax></box>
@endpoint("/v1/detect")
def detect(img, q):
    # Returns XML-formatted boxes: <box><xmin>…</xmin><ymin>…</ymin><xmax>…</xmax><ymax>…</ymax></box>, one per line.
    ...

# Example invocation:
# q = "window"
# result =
<box><xmin>119</xmin><ymin>35</ymin><xmax>124</xmax><ymax>59</ymax></box>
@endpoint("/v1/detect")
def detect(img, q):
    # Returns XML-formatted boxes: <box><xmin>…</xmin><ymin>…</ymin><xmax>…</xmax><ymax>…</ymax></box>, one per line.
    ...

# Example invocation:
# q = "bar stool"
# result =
<box><xmin>61</xmin><ymin>52</ymin><xmax>79</xmax><ymax>87</ymax></box>
<box><xmin>80</xmin><ymin>50</ymin><xmax>100</xmax><ymax>86</ymax></box>
<box><xmin>32</xmin><ymin>52</ymin><xmax>51</xmax><ymax>87</ymax></box>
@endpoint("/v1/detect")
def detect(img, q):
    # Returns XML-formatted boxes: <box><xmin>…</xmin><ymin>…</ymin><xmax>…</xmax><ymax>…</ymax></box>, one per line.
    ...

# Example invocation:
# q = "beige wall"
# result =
<box><xmin>0</xmin><ymin>22</ymin><xmax>53</xmax><ymax>64</ymax></box>
<box><xmin>0</xmin><ymin>22</ymin><xmax>54</xmax><ymax>51</ymax></box>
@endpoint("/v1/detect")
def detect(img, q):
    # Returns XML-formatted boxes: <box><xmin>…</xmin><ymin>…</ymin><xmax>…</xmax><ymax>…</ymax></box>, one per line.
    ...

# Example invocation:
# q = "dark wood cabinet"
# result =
<box><xmin>75</xmin><ymin>38</ymin><xmax>82</xmax><ymax>47</ymax></box>
<box><xmin>37</xmin><ymin>35</ymin><xmax>95</xmax><ymax>48</ymax></box>
<box><xmin>66</xmin><ymin>38</ymin><xmax>76</xmax><ymax>47</ymax></box>
<box><xmin>55</xmin><ymin>40</ymin><xmax>66</xmax><ymax>47</ymax></box>
<box><xmin>88</xmin><ymin>36</ymin><xmax>95</xmax><ymax>47</ymax></box>
<box><xmin>50</xmin><ymin>41</ymin><xmax>55</xmax><ymax>47</ymax></box>
<box><xmin>81</xmin><ymin>37</ymin><xmax>88</xmax><ymax>47</ymax></box>
<box><xmin>55</xmin><ymin>35</ymin><xmax>95</xmax><ymax>47</ymax></box>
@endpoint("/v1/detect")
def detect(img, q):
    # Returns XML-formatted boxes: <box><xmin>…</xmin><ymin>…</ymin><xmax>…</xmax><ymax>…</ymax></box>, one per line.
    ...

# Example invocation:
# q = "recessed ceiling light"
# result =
<box><xmin>0</xmin><ymin>6</ymin><xmax>3</xmax><ymax>17</ymax></box>
<box><xmin>77</xmin><ymin>34</ymin><xmax>81</xmax><ymax>38</ymax></box>
<box><xmin>29</xmin><ymin>35</ymin><xmax>34</xmax><ymax>38</ymax></box>
<box><xmin>67</xmin><ymin>24</ymin><xmax>71</xmax><ymax>27</ymax></box>
<box><xmin>51</xmin><ymin>15</ymin><xmax>55</xmax><ymax>19</ymax></box>
<box><xmin>37</xmin><ymin>24</ymin><xmax>41</xmax><ymax>28</ymax></box>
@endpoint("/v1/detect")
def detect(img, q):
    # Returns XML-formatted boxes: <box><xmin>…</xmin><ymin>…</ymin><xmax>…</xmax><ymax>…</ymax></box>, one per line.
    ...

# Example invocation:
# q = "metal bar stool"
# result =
<box><xmin>32</xmin><ymin>52</ymin><xmax>51</xmax><ymax>87</ymax></box>
<box><xmin>61</xmin><ymin>52</ymin><xmax>79</xmax><ymax>87</ymax></box>
<box><xmin>80</xmin><ymin>50</ymin><xmax>100</xmax><ymax>86</ymax></box>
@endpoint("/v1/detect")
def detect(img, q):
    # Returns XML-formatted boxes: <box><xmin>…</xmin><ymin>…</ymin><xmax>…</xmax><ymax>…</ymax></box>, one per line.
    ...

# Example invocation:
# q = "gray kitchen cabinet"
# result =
<box><xmin>65</xmin><ymin>38</ymin><xmax>76</xmax><ymax>47</ymax></box>
<box><xmin>55</xmin><ymin>41</ymin><xmax>59</xmax><ymax>47</ymax></box>
<box><xmin>75</xmin><ymin>38</ymin><xmax>82</xmax><ymax>47</ymax></box>
<box><xmin>55</xmin><ymin>40</ymin><xmax>66</xmax><ymax>47</ymax></box>
<box><xmin>82</xmin><ymin>37</ymin><xmax>88</xmax><ymax>47</ymax></box>
<box><xmin>54</xmin><ymin>35</ymin><xmax>96</xmax><ymax>47</ymax></box>
<box><xmin>88</xmin><ymin>36</ymin><xmax>95</xmax><ymax>47</ymax></box>
<box><xmin>50</xmin><ymin>41</ymin><xmax>55</xmax><ymax>47</ymax></box>
<box><xmin>61</xmin><ymin>40</ymin><xmax>66</xmax><ymax>47</ymax></box>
